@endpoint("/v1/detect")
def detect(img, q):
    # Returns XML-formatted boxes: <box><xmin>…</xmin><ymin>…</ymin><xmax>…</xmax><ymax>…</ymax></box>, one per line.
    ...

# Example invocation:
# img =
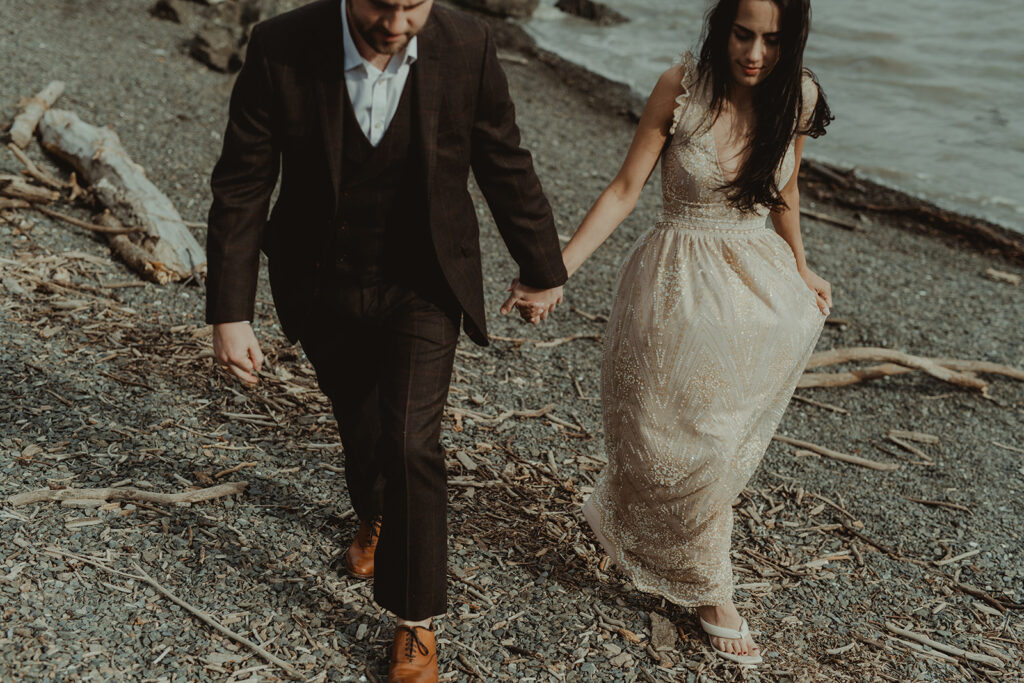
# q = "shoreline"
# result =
<box><xmin>473</xmin><ymin>8</ymin><xmax>1024</xmax><ymax>264</ymax></box>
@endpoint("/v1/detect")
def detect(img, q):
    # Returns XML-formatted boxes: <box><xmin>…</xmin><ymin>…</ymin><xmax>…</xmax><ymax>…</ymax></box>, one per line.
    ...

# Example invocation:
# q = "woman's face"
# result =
<box><xmin>727</xmin><ymin>0</ymin><xmax>782</xmax><ymax>89</ymax></box>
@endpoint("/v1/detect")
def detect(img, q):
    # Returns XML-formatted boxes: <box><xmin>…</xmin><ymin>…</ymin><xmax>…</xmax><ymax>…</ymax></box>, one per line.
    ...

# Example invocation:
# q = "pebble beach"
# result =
<box><xmin>1</xmin><ymin>1</ymin><xmax>1022</xmax><ymax>681</ymax></box>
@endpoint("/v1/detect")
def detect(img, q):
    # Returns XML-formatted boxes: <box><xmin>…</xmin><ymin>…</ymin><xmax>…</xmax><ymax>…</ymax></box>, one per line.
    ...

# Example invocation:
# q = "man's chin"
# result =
<box><xmin>371</xmin><ymin>37</ymin><xmax>409</xmax><ymax>55</ymax></box>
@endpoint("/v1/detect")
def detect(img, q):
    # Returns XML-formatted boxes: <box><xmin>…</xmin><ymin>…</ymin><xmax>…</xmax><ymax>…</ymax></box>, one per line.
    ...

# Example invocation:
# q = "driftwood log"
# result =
<box><xmin>37</xmin><ymin>109</ymin><xmax>206</xmax><ymax>280</ymax></box>
<box><xmin>8</xmin><ymin>81</ymin><xmax>65</xmax><ymax>148</ymax></box>
<box><xmin>798</xmin><ymin>347</ymin><xmax>1023</xmax><ymax>392</ymax></box>
<box><xmin>7</xmin><ymin>481</ymin><xmax>246</xmax><ymax>507</ymax></box>
<box><xmin>98</xmin><ymin>212</ymin><xmax>175</xmax><ymax>284</ymax></box>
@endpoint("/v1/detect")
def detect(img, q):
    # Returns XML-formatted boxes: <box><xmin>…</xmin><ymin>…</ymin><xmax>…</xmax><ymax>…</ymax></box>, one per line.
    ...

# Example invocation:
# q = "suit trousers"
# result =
<box><xmin>301</xmin><ymin>276</ymin><xmax>460</xmax><ymax>620</ymax></box>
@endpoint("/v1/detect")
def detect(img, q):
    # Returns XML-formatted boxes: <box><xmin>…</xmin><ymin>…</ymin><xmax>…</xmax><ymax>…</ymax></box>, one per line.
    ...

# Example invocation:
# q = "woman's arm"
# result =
<box><xmin>561</xmin><ymin>65</ymin><xmax>685</xmax><ymax>277</ymax></box>
<box><xmin>770</xmin><ymin>134</ymin><xmax>832</xmax><ymax>314</ymax></box>
<box><xmin>770</xmin><ymin>134</ymin><xmax>810</xmax><ymax>271</ymax></box>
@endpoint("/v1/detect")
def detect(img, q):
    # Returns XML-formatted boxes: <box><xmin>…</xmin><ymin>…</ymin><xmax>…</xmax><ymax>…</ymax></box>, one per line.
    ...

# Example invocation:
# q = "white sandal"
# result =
<box><xmin>699</xmin><ymin>616</ymin><xmax>764</xmax><ymax>666</ymax></box>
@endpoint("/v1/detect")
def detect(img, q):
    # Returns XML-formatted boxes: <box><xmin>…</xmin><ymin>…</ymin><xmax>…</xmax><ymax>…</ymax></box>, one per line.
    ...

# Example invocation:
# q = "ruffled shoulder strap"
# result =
<box><xmin>669</xmin><ymin>51</ymin><xmax>699</xmax><ymax>136</ymax></box>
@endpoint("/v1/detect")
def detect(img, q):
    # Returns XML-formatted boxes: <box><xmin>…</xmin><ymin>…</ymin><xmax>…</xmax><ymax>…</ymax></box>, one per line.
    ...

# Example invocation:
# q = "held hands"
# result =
<box><xmin>213</xmin><ymin>321</ymin><xmax>264</xmax><ymax>384</ymax></box>
<box><xmin>500</xmin><ymin>278</ymin><xmax>564</xmax><ymax>325</ymax></box>
<box><xmin>799</xmin><ymin>266</ymin><xmax>832</xmax><ymax>316</ymax></box>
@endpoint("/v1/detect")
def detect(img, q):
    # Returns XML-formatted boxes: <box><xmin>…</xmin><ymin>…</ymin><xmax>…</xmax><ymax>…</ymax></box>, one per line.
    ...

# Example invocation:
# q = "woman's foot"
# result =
<box><xmin>696</xmin><ymin>603</ymin><xmax>761</xmax><ymax>661</ymax></box>
<box><xmin>582</xmin><ymin>499</ymin><xmax>619</xmax><ymax>568</ymax></box>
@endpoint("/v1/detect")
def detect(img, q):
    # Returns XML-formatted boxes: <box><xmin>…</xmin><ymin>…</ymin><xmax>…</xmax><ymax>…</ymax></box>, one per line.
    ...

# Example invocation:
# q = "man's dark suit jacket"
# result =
<box><xmin>205</xmin><ymin>0</ymin><xmax>568</xmax><ymax>345</ymax></box>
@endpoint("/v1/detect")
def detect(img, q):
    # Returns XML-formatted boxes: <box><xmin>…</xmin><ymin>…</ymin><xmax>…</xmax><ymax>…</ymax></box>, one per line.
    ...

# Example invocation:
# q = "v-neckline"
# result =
<box><xmin>706</xmin><ymin>114</ymin><xmax>747</xmax><ymax>186</ymax></box>
<box><xmin>706</xmin><ymin>126</ymin><xmax>734</xmax><ymax>185</ymax></box>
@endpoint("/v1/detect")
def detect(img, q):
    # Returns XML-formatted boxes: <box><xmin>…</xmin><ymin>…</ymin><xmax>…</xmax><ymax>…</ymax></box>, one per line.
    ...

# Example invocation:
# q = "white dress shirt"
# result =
<box><xmin>341</xmin><ymin>0</ymin><xmax>418</xmax><ymax>147</ymax></box>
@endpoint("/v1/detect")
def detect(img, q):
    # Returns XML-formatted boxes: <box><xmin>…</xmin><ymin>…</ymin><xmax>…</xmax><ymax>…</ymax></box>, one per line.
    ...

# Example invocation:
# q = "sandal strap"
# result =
<box><xmin>699</xmin><ymin>616</ymin><xmax>748</xmax><ymax>641</ymax></box>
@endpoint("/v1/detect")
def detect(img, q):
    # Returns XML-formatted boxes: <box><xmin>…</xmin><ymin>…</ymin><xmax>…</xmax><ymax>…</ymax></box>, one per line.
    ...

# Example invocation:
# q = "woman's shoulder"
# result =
<box><xmin>659</xmin><ymin>52</ymin><xmax>701</xmax><ymax>135</ymax></box>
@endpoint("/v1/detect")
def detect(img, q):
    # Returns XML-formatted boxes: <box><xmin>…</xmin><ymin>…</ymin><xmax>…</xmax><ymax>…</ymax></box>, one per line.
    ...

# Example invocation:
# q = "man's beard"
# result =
<box><xmin>352</xmin><ymin>16</ymin><xmax>412</xmax><ymax>55</ymax></box>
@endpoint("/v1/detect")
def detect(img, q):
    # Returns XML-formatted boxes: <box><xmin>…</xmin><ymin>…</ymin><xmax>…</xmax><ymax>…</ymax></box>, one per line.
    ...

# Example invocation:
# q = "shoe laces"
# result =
<box><xmin>399</xmin><ymin>626</ymin><xmax>430</xmax><ymax>660</ymax></box>
<box><xmin>359</xmin><ymin>517</ymin><xmax>382</xmax><ymax>549</ymax></box>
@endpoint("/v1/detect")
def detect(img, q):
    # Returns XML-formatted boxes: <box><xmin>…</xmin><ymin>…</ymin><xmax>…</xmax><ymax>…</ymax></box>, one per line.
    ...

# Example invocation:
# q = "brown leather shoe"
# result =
<box><xmin>344</xmin><ymin>516</ymin><xmax>381</xmax><ymax>579</ymax></box>
<box><xmin>387</xmin><ymin>625</ymin><xmax>437</xmax><ymax>683</ymax></box>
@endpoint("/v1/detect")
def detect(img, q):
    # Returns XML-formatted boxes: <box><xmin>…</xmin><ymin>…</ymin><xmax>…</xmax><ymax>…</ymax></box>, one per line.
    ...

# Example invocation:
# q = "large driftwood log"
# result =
<box><xmin>8</xmin><ymin>81</ymin><xmax>65</xmax><ymax>148</ymax></box>
<box><xmin>37</xmin><ymin>110</ymin><xmax>206</xmax><ymax>280</ymax></box>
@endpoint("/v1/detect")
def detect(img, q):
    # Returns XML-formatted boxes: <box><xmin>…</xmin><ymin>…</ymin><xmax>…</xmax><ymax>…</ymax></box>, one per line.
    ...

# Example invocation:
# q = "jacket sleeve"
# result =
<box><xmin>469</xmin><ymin>27</ymin><xmax>567</xmax><ymax>290</ymax></box>
<box><xmin>205</xmin><ymin>24</ymin><xmax>281</xmax><ymax>325</ymax></box>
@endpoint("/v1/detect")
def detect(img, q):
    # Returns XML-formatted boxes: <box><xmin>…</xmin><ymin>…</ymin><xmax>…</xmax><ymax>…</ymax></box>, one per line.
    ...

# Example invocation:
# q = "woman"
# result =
<box><xmin>560</xmin><ymin>0</ymin><xmax>833</xmax><ymax>666</ymax></box>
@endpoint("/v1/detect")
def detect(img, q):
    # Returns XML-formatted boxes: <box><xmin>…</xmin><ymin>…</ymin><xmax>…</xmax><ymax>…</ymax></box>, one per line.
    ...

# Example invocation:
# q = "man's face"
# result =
<box><xmin>347</xmin><ymin>0</ymin><xmax>433</xmax><ymax>56</ymax></box>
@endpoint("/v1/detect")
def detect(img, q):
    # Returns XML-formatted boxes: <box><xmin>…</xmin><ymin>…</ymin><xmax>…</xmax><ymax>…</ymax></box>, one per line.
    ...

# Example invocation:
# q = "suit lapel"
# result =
<box><xmin>312</xmin><ymin>5</ymin><xmax>346</xmax><ymax>215</ymax></box>
<box><xmin>414</xmin><ymin>16</ymin><xmax>442</xmax><ymax>202</ymax></box>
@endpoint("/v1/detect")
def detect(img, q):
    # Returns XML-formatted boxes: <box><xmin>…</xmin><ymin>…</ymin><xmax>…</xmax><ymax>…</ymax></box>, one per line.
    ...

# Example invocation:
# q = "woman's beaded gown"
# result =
<box><xmin>583</xmin><ymin>55</ymin><xmax>825</xmax><ymax>606</ymax></box>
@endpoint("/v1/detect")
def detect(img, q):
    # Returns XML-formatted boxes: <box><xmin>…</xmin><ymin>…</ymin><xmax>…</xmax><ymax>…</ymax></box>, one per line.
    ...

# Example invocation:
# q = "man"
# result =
<box><xmin>204</xmin><ymin>0</ymin><xmax>566</xmax><ymax>679</ymax></box>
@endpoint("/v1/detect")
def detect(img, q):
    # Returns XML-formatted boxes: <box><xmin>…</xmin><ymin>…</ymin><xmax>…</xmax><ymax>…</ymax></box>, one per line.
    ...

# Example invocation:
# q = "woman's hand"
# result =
<box><xmin>799</xmin><ymin>266</ymin><xmax>832</xmax><ymax>315</ymax></box>
<box><xmin>500</xmin><ymin>278</ymin><xmax>563</xmax><ymax>324</ymax></box>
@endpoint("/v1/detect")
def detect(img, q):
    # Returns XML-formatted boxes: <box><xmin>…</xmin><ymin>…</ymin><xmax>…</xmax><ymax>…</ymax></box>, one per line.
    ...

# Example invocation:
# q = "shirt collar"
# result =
<box><xmin>340</xmin><ymin>0</ymin><xmax>418</xmax><ymax>77</ymax></box>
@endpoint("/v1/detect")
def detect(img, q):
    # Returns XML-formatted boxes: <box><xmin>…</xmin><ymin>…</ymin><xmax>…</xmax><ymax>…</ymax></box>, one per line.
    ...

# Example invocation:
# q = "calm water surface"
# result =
<box><xmin>524</xmin><ymin>0</ymin><xmax>1024</xmax><ymax>233</ymax></box>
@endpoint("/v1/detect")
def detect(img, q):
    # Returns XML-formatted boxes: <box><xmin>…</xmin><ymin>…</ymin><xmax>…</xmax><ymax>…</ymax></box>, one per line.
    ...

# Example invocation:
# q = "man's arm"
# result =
<box><xmin>206</xmin><ymin>24</ymin><xmax>280</xmax><ymax>326</ymax></box>
<box><xmin>469</xmin><ymin>27</ymin><xmax>567</xmax><ymax>296</ymax></box>
<box><xmin>206</xmin><ymin>25</ymin><xmax>279</xmax><ymax>383</ymax></box>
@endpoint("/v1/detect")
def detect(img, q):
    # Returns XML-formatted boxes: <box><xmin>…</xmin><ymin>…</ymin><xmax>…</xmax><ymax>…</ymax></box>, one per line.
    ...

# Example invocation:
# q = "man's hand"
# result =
<box><xmin>213</xmin><ymin>322</ymin><xmax>264</xmax><ymax>384</ymax></box>
<box><xmin>500</xmin><ymin>278</ymin><xmax>564</xmax><ymax>324</ymax></box>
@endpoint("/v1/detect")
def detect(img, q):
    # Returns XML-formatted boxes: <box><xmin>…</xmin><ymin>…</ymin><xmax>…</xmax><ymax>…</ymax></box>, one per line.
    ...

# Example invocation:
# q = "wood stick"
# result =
<box><xmin>791</xmin><ymin>393</ymin><xmax>850</xmax><ymax>414</ymax></box>
<box><xmin>934</xmin><ymin>548</ymin><xmax>981</xmax><ymax>567</ymax></box>
<box><xmin>41</xmin><ymin>547</ymin><xmax>300</xmax><ymax>679</ymax></box>
<box><xmin>884</xmin><ymin>622</ymin><xmax>1004</xmax><ymax>668</ymax></box>
<box><xmin>806</xmin><ymin>347</ymin><xmax>987</xmax><ymax>390</ymax></box>
<box><xmin>801</xmin><ymin>208</ymin><xmax>860</xmax><ymax>231</ymax></box>
<box><xmin>569</xmin><ymin>305</ymin><xmax>607</xmax><ymax>322</ymax></box>
<box><xmin>937</xmin><ymin>359</ymin><xmax>1024</xmax><ymax>381</ymax></box>
<box><xmin>533</xmin><ymin>333</ymin><xmax>602</xmax><ymax>348</ymax></box>
<box><xmin>887</xmin><ymin>635</ymin><xmax>960</xmax><ymax>664</ymax></box>
<box><xmin>773</xmin><ymin>434</ymin><xmax>899</xmax><ymax>471</ymax></box>
<box><xmin>888</xmin><ymin>429</ymin><xmax>939</xmax><ymax>444</ymax></box>
<box><xmin>9</xmin><ymin>81</ymin><xmax>65</xmax><ymax>148</ymax></box>
<box><xmin>35</xmin><ymin>206</ymin><xmax>142</xmax><ymax>234</ymax></box>
<box><xmin>7</xmin><ymin>481</ymin><xmax>246</xmax><ymax>507</ymax></box>
<box><xmin>7</xmin><ymin>143</ymin><xmax>65</xmax><ymax>189</ymax></box>
<box><xmin>799</xmin><ymin>363</ymin><xmax>912</xmax><ymax>388</ymax></box>
<box><xmin>0</xmin><ymin>198</ymin><xmax>30</xmax><ymax>210</ymax></box>
<box><xmin>902</xmin><ymin>495</ymin><xmax>972</xmax><ymax>515</ymax></box>
<box><xmin>487</xmin><ymin>333</ymin><xmax>601</xmax><ymax>348</ymax></box>
<box><xmin>871</xmin><ymin>440</ymin><xmax>934</xmax><ymax>467</ymax></box>
<box><xmin>800</xmin><ymin>351</ymin><xmax>1024</xmax><ymax>390</ymax></box>
<box><xmin>888</xmin><ymin>434</ymin><xmax>934</xmax><ymax>463</ymax></box>
<box><xmin>0</xmin><ymin>173</ymin><xmax>59</xmax><ymax>203</ymax></box>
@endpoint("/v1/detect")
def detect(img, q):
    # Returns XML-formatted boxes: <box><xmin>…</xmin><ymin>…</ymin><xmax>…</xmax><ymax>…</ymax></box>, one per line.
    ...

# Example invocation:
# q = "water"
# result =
<box><xmin>524</xmin><ymin>0</ymin><xmax>1024</xmax><ymax>233</ymax></box>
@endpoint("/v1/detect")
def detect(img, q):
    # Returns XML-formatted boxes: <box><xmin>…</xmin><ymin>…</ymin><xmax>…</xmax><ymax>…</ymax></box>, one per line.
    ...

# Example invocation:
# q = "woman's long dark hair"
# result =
<box><xmin>696</xmin><ymin>0</ymin><xmax>833</xmax><ymax>213</ymax></box>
